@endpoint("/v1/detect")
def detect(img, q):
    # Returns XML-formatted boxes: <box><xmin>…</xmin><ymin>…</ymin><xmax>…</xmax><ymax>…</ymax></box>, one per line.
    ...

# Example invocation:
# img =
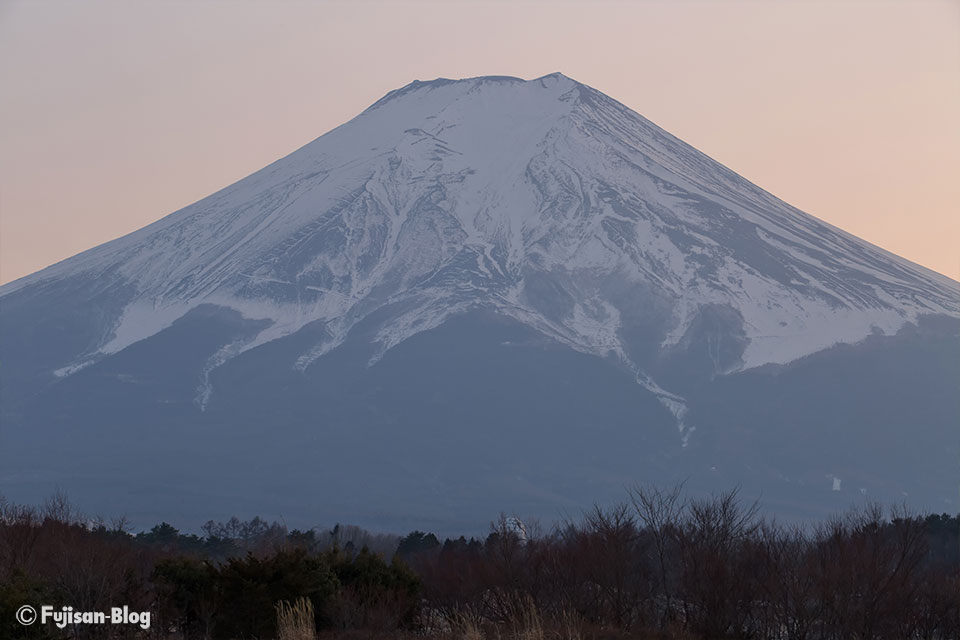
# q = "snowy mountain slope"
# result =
<box><xmin>4</xmin><ymin>74</ymin><xmax>955</xmax><ymax>378</ymax></box>
<box><xmin>1</xmin><ymin>73</ymin><xmax>957</xmax><ymax>528</ymax></box>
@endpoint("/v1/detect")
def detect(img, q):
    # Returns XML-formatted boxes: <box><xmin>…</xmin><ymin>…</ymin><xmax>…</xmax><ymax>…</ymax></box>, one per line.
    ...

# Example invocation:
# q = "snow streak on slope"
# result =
<box><xmin>3</xmin><ymin>73</ymin><xmax>958</xmax><ymax>418</ymax></box>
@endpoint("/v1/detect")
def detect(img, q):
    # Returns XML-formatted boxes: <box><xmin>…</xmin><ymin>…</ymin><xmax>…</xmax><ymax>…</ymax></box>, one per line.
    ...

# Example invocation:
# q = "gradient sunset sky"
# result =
<box><xmin>1</xmin><ymin>0</ymin><xmax>957</xmax><ymax>284</ymax></box>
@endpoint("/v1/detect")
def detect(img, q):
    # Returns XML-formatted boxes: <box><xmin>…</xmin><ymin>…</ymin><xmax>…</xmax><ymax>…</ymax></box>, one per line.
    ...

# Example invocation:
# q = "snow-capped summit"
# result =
<box><xmin>1</xmin><ymin>74</ymin><xmax>957</xmax><ymax>530</ymax></box>
<box><xmin>7</xmin><ymin>73</ymin><xmax>955</xmax><ymax>380</ymax></box>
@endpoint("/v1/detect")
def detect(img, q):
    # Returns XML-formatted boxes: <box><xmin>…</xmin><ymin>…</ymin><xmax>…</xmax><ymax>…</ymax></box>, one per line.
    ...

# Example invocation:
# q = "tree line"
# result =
<box><xmin>1</xmin><ymin>487</ymin><xmax>957</xmax><ymax>639</ymax></box>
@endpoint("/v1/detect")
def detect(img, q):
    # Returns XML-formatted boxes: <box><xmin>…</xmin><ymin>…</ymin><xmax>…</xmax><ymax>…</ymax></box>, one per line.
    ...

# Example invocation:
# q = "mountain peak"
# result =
<box><xmin>2</xmin><ymin>73</ymin><xmax>958</xmax><ymax>528</ymax></box>
<box><xmin>534</xmin><ymin>71</ymin><xmax>574</xmax><ymax>82</ymax></box>
<box><xmin>3</xmin><ymin>73</ymin><xmax>957</xmax><ymax>375</ymax></box>
<box><xmin>365</xmin><ymin>72</ymin><xmax>582</xmax><ymax>113</ymax></box>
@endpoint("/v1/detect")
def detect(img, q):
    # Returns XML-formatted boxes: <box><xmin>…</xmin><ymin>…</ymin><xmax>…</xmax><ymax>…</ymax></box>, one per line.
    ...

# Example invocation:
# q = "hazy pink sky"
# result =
<box><xmin>1</xmin><ymin>0</ymin><xmax>958</xmax><ymax>284</ymax></box>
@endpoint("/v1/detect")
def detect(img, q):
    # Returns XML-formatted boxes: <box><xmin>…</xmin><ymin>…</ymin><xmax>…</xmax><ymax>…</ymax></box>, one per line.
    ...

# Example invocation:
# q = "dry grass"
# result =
<box><xmin>459</xmin><ymin>620</ymin><xmax>486</xmax><ymax>640</ymax></box>
<box><xmin>556</xmin><ymin>608</ymin><xmax>585</xmax><ymax>640</ymax></box>
<box><xmin>510</xmin><ymin>596</ymin><xmax>544</xmax><ymax>640</ymax></box>
<box><xmin>276</xmin><ymin>597</ymin><xmax>317</xmax><ymax>640</ymax></box>
<box><xmin>314</xmin><ymin>626</ymin><xmax>705</xmax><ymax>639</ymax></box>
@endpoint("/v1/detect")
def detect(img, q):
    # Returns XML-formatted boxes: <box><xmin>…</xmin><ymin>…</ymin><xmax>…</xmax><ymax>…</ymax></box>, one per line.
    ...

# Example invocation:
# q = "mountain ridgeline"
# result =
<box><xmin>1</xmin><ymin>73</ymin><xmax>957</xmax><ymax>530</ymax></box>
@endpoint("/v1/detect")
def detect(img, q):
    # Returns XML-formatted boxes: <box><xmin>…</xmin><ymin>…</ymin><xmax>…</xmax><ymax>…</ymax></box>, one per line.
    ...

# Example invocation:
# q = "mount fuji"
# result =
<box><xmin>1</xmin><ymin>73</ymin><xmax>957</xmax><ymax>531</ymax></box>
